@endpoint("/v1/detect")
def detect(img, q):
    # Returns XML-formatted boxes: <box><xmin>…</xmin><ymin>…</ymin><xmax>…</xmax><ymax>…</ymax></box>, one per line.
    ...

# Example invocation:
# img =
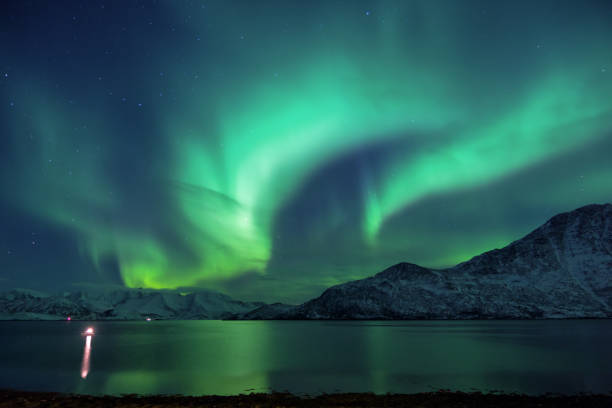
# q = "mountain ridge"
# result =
<box><xmin>239</xmin><ymin>203</ymin><xmax>612</xmax><ymax>319</ymax></box>
<box><xmin>0</xmin><ymin>288</ymin><xmax>264</xmax><ymax>320</ymax></box>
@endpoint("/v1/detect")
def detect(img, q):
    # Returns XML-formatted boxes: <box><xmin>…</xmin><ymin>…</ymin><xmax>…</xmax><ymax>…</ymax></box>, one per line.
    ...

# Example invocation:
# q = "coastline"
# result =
<box><xmin>2</xmin><ymin>317</ymin><xmax>612</xmax><ymax>321</ymax></box>
<box><xmin>2</xmin><ymin>390</ymin><xmax>612</xmax><ymax>408</ymax></box>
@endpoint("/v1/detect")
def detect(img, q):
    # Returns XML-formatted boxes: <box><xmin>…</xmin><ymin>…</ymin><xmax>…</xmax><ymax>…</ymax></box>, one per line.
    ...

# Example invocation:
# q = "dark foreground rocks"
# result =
<box><xmin>1</xmin><ymin>390</ymin><xmax>612</xmax><ymax>408</ymax></box>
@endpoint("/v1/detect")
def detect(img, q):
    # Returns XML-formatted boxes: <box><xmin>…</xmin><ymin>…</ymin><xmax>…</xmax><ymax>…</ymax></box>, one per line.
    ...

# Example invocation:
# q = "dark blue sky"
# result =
<box><xmin>1</xmin><ymin>0</ymin><xmax>611</xmax><ymax>302</ymax></box>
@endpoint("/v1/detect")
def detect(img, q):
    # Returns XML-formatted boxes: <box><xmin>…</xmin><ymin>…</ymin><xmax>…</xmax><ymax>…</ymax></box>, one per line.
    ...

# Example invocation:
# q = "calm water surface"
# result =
<box><xmin>0</xmin><ymin>320</ymin><xmax>611</xmax><ymax>395</ymax></box>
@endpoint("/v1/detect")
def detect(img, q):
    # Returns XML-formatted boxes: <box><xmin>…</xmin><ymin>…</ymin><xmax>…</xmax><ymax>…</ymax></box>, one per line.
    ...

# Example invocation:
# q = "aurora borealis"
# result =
<box><xmin>1</xmin><ymin>0</ymin><xmax>611</xmax><ymax>303</ymax></box>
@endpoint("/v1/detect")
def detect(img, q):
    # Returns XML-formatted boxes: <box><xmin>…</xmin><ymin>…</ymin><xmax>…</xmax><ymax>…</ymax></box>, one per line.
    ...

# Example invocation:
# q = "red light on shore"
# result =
<box><xmin>67</xmin><ymin>316</ymin><xmax>71</xmax><ymax>321</ymax></box>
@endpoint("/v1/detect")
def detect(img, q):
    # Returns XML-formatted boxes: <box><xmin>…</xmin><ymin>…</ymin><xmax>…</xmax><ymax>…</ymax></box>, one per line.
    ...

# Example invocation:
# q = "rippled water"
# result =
<box><xmin>1</xmin><ymin>320</ymin><xmax>611</xmax><ymax>395</ymax></box>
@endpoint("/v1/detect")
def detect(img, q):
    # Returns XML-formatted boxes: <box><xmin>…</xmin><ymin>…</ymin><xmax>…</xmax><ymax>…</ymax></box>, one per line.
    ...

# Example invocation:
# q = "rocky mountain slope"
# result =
<box><xmin>0</xmin><ymin>288</ymin><xmax>263</xmax><ymax>320</ymax></box>
<box><xmin>246</xmin><ymin>203</ymin><xmax>612</xmax><ymax>319</ymax></box>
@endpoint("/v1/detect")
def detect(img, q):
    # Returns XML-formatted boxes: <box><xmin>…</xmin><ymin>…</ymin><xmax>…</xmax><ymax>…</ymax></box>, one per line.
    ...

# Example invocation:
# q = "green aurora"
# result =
<box><xmin>1</xmin><ymin>0</ymin><xmax>611</xmax><ymax>302</ymax></box>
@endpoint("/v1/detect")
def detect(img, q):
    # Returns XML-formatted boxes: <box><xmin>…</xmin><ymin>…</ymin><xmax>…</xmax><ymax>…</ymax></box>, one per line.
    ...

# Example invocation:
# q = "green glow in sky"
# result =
<box><xmin>1</xmin><ymin>0</ymin><xmax>611</xmax><ymax>302</ymax></box>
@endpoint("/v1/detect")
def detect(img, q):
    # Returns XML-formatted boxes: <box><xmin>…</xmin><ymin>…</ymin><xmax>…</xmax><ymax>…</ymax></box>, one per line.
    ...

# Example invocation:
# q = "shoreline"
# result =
<box><xmin>2</xmin><ymin>390</ymin><xmax>612</xmax><ymax>407</ymax></box>
<box><xmin>2</xmin><ymin>317</ymin><xmax>612</xmax><ymax>321</ymax></box>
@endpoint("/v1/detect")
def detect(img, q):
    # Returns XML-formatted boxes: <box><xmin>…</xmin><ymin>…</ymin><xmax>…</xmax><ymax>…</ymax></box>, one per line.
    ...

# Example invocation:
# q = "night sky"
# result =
<box><xmin>1</xmin><ymin>0</ymin><xmax>611</xmax><ymax>303</ymax></box>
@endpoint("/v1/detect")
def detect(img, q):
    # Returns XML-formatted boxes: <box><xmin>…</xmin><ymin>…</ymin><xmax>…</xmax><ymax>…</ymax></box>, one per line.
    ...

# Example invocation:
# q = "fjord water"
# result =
<box><xmin>0</xmin><ymin>320</ymin><xmax>610</xmax><ymax>395</ymax></box>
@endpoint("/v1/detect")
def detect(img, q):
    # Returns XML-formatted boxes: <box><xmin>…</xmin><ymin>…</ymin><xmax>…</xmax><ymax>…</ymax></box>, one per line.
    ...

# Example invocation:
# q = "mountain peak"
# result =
<box><xmin>543</xmin><ymin>203</ymin><xmax>611</xmax><ymax>228</ymax></box>
<box><xmin>375</xmin><ymin>262</ymin><xmax>431</xmax><ymax>279</ymax></box>
<box><xmin>281</xmin><ymin>203</ymin><xmax>612</xmax><ymax>320</ymax></box>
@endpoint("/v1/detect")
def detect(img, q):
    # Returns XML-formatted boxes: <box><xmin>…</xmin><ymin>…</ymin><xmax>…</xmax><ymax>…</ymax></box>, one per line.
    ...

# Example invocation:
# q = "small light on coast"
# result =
<box><xmin>67</xmin><ymin>316</ymin><xmax>71</xmax><ymax>321</ymax></box>
<box><xmin>146</xmin><ymin>317</ymin><xmax>152</xmax><ymax>322</ymax></box>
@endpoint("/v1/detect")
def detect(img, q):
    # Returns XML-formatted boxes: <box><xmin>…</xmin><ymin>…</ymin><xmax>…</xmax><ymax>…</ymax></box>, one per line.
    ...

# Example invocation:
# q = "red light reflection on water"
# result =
<box><xmin>80</xmin><ymin>334</ymin><xmax>92</xmax><ymax>379</ymax></box>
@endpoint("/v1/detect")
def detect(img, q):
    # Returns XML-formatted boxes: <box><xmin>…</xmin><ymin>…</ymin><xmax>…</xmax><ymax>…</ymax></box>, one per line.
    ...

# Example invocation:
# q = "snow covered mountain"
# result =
<box><xmin>249</xmin><ymin>203</ymin><xmax>612</xmax><ymax>319</ymax></box>
<box><xmin>0</xmin><ymin>288</ymin><xmax>263</xmax><ymax>320</ymax></box>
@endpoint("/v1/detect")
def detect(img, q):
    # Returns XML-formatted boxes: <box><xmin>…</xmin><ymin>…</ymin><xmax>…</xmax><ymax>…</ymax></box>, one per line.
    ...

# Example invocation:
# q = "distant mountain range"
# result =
<box><xmin>1</xmin><ymin>203</ymin><xmax>611</xmax><ymax>320</ymax></box>
<box><xmin>0</xmin><ymin>288</ymin><xmax>262</xmax><ymax>320</ymax></box>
